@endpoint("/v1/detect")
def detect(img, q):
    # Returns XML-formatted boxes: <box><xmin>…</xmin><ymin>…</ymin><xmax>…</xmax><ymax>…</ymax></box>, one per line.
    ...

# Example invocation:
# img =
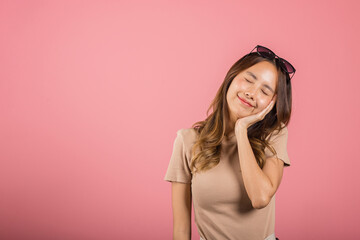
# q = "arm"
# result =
<box><xmin>236</xmin><ymin>128</ymin><xmax>285</xmax><ymax>209</ymax></box>
<box><xmin>171</xmin><ymin>182</ymin><xmax>192</xmax><ymax>240</ymax></box>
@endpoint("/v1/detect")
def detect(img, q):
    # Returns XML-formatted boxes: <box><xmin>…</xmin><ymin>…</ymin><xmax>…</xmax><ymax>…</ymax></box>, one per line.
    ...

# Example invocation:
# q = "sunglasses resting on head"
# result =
<box><xmin>243</xmin><ymin>45</ymin><xmax>296</xmax><ymax>81</ymax></box>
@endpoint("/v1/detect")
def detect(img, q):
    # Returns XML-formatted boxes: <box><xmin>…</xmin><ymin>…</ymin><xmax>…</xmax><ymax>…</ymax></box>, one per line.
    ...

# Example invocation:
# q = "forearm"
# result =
<box><xmin>173</xmin><ymin>222</ymin><xmax>191</xmax><ymax>240</ymax></box>
<box><xmin>173</xmin><ymin>231</ymin><xmax>191</xmax><ymax>240</ymax></box>
<box><xmin>236</xmin><ymin>128</ymin><xmax>272</xmax><ymax>208</ymax></box>
<box><xmin>172</xmin><ymin>182</ymin><xmax>192</xmax><ymax>239</ymax></box>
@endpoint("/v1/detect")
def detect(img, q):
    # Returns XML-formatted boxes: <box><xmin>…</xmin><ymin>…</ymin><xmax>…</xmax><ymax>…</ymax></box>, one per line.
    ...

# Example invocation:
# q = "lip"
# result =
<box><xmin>238</xmin><ymin>96</ymin><xmax>253</xmax><ymax>107</ymax></box>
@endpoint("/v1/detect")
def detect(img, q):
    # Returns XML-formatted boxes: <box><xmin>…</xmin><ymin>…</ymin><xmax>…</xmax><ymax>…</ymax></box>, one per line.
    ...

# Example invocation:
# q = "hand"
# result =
<box><xmin>235</xmin><ymin>95</ymin><xmax>277</xmax><ymax>133</ymax></box>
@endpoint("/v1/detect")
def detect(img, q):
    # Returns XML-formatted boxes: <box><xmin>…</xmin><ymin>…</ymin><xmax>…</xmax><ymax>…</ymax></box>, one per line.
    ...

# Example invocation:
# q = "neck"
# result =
<box><xmin>225</xmin><ymin>121</ymin><xmax>235</xmax><ymax>137</ymax></box>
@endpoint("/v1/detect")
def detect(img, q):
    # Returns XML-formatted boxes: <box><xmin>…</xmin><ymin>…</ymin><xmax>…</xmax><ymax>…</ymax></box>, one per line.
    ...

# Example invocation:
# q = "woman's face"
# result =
<box><xmin>226</xmin><ymin>61</ymin><xmax>278</xmax><ymax>125</ymax></box>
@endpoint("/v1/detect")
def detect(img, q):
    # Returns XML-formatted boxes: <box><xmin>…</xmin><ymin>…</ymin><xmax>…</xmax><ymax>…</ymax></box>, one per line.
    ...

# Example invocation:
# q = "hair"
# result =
<box><xmin>189</xmin><ymin>52</ymin><xmax>292</xmax><ymax>174</ymax></box>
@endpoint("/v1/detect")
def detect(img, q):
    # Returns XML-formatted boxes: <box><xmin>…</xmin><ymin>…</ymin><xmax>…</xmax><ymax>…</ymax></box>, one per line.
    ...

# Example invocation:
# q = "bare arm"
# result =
<box><xmin>236</xmin><ymin>128</ymin><xmax>284</xmax><ymax>209</ymax></box>
<box><xmin>171</xmin><ymin>182</ymin><xmax>192</xmax><ymax>240</ymax></box>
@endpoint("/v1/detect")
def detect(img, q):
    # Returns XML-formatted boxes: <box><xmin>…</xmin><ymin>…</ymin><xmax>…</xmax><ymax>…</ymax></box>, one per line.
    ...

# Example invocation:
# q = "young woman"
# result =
<box><xmin>164</xmin><ymin>45</ymin><xmax>296</xmax><ymax>240</ymax></box>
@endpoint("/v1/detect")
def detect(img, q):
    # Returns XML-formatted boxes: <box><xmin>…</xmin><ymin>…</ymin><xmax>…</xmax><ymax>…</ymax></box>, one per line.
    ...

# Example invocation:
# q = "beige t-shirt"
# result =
<box><xmin>164</xmin><ymin>126</ymin><xmax>290</xmax><ymax>240</ymax></box>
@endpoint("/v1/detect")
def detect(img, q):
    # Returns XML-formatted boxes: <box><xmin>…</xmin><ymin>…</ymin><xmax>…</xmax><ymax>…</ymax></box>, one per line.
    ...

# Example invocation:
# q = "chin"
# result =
<box><xmin>236</xmin><ymin>113</ymin><xmax>247</xmax><ymax>119</ymax></box>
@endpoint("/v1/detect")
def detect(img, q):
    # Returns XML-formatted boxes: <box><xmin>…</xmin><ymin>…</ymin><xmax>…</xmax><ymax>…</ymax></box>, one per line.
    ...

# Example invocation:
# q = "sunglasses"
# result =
<box><xmin>245</xmin><ymin>45</ymin><xmax>296</xmax><ymax>81</ymax></box>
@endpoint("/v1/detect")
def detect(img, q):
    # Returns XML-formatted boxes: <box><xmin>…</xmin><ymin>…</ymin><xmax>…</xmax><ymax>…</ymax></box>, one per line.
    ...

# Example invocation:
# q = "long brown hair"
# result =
<box><xmin>189</xmin><ymin>52</ymin><xmax>292</xmax><ymax>174</ymax></box>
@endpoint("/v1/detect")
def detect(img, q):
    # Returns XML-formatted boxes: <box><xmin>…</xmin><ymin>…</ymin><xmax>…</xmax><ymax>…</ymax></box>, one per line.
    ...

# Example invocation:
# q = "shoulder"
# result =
<box><xmin>266</xmin><ymin>123</ymin><xmax>288</xmax><ymax>142</ymax></box>
<box><xmin>176</xmin><ymin>128</ymin><xmax>199</xmax><ymax>144</ymax></box>
<box><xmin>276</xmin><ymin>123</ymin><xmax>288</xmax><ymax>135</ymax></box>
<box><xmin>173</xmin><ymin>128</ymin><xmax>199</xmax><ymax>162</ymax></box>
<box><xmin>175</xmin><ymin>128</ymin><xmax>199</xmax><ymax>153</ymax></box>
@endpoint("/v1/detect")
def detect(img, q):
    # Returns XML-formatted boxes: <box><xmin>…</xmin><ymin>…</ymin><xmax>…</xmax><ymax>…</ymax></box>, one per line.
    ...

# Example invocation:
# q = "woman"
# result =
<box><xmin>164</xmin><ymin>45</ymin><xmax>296</xmax><ymax>240</ymax></box>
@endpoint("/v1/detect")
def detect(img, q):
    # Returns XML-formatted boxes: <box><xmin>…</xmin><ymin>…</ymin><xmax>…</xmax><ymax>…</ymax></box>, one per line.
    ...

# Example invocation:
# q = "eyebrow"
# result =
<box><xmin>245</xmin><ymin>71</ymin><xmax>275</xmax><ymax>93</ymax></box>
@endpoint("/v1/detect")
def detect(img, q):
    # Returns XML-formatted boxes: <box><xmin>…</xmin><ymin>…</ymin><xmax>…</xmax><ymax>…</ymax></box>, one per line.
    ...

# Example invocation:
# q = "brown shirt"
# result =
<box><xmin>164</xmin><ymin>126</ymin><xmax>290</xmax><ymax>240</ymax></box>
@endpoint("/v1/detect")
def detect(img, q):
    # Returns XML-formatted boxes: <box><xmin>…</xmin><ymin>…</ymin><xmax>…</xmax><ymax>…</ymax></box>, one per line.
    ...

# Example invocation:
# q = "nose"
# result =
<box><xmin>244</xmin><ymin>91</ymin><xmax>254</xmax><ymax>100</ymax></box>
<box><xmin>245</xmin><ymin>84</ymin><xmax>262</xmax><ymax>100</ymax></box>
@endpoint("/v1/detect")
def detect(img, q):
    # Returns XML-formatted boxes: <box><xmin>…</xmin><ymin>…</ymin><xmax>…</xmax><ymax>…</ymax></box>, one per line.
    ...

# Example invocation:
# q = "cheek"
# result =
<box><xmin>257</xmin><ymin>98</ymin><xmax>271</xmax><ymax>110</ymax></box>
<box><xmin>236</xmin><ymin>80</ymin><xmax>247</xmax><ymax>91</ymax></box>
<box><xmin>258</xmin><ymin>98</ymin><xmax>268</xmax><ymax>105</ymax></box>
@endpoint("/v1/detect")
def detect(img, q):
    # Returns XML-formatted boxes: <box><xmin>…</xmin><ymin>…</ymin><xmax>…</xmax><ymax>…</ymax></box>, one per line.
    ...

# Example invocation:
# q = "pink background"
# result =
<box><xmin>1</xmin><ymin>0</ymin><xmax>359</xmax><ymax>239</ymax></box>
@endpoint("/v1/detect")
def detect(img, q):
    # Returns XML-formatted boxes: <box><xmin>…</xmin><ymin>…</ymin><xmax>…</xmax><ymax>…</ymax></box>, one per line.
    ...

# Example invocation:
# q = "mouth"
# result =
<box><xmin>238</xmin><ymin>95</ymin><xmax>253</xmax><ymax>107</ymax></box>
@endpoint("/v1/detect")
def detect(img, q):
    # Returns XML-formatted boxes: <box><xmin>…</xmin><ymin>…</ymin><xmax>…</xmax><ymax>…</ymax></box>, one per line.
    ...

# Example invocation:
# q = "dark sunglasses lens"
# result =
<box><xmin>279</xmin><ymin>58</ymin><xmax>295</xmax><ymax>73</ymax></box>
<box><xmin>257</xmin><ymin>46</ymin><xmax>275</xmax><ymax>59</ymax></box>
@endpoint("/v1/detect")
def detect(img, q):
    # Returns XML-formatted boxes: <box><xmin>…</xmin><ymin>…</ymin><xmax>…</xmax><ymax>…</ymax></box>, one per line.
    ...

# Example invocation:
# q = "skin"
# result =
<box><xmin>226</xmin><ymin>61</ymin><xmax>278</xmax><ymax>135</ymax></box>
<box><xmin>170</xmin><ymin>61</ymin><xmax>285</xmax><ymax>240</ymax></box>
<box><xmin>226</xmin><ymin>61</ymin><xmax>286</xmax><ymax>209</ymax></box>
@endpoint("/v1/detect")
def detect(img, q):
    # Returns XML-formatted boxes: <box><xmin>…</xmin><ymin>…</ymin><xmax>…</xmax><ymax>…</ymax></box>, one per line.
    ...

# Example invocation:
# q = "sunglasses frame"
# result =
<box><xmin>245</xmin><ymin>45</ymin><xmax>296</xmax><ymax>81</ymax></box>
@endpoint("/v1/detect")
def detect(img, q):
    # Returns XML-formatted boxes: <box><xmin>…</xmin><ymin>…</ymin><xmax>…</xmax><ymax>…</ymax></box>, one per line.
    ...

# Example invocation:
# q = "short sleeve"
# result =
<box><xmin>164</xmin><ymin>130</ymin><xmax>192</xmax><ymax>183</ymax></box>
<box><xmin>264</xmin><ymin>126</ymin><xmax>291</xmax><ymax>167</ymax></box>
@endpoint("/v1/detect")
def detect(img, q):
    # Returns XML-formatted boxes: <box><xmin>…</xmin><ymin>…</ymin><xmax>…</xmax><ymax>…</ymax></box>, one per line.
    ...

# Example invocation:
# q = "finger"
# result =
<box><xmin>269</xmin><ymin>100</ymin><xmax>275</xmax><ymax>108</ymax></box>
<box><xmin>268</xmin><ymin>100</ymin><xmax>275</xmax><ymax>111</ymax></box>
<box><xmin>261</xmin><ymin>100</ymin><xmax>275</xmax><ymax>117</ymax></box>
<box><xmin>264</xmin><ymin>100</ymin><xmax>274</xmax><ymax>112</ymax></box>
<box><xmin>254</xmin><ymin>100</ymin><xmax>275</xmax><ymax>121</ymax></box>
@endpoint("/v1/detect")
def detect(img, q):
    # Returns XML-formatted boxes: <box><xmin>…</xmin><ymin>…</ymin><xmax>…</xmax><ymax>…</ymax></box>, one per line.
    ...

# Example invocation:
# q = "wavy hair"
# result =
<box><xmin>189</xmin><ymin>52</ymin><xmax>292</xmax><ymax>174</ymax></box>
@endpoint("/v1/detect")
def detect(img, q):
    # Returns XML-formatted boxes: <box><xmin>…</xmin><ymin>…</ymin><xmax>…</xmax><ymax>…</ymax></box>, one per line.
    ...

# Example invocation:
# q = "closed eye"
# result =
<box><xmin>246</xmin><ymin>78</ymin><xmax>269</xmax><ymax>95</ymax></box>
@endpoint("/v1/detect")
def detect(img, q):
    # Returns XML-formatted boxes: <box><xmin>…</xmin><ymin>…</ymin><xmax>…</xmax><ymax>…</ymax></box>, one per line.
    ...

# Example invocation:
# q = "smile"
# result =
<box><xmin>238</xmin><ymin>96</ymin><xmax>253</xmax><ymax>107</ymax></box>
